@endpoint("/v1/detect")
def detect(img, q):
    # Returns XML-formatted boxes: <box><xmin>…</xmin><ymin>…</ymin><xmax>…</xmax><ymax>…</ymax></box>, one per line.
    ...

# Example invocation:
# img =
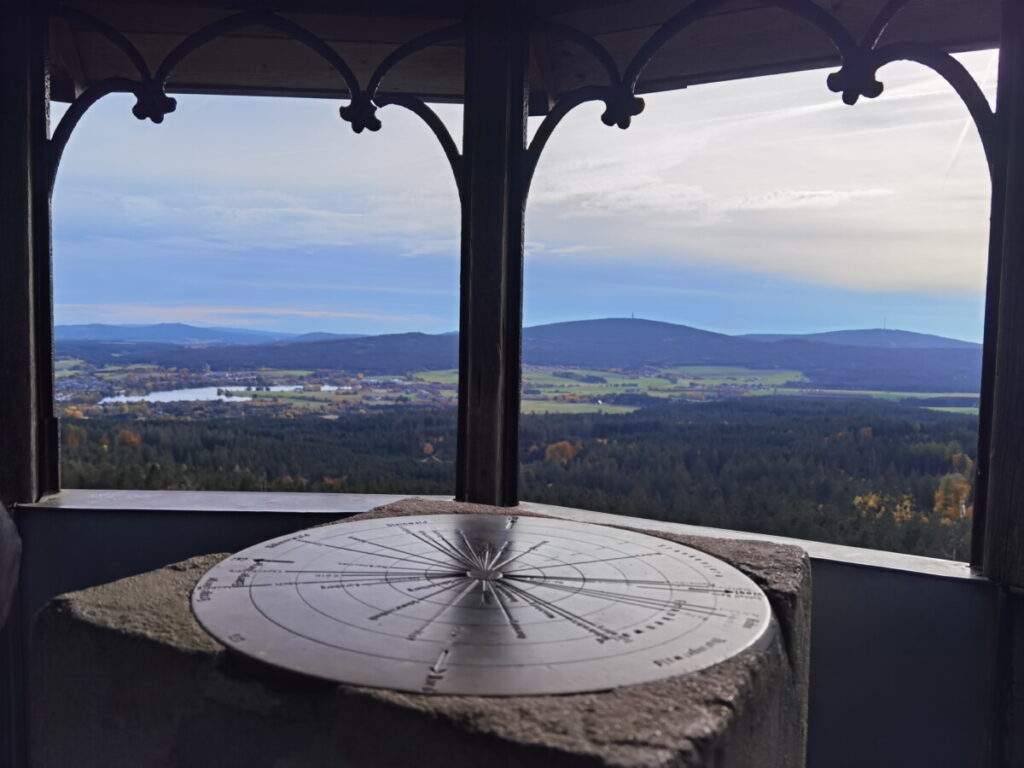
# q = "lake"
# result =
<box><xmin>100</xmin><ymin>385</ymin><xmax>347</xmax><ymax>404</ymax></box>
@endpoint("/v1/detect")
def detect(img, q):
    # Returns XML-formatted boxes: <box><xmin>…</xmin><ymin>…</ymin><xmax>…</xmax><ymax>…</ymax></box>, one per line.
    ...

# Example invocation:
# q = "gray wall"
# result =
<box><xmin>807</xmin><ymin>559</ymin><xmax>997</xmax><ymax>767</ymax></box>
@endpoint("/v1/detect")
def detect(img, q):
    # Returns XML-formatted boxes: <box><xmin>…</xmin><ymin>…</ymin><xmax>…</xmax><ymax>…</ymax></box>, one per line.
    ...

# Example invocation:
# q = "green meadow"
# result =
<box><xmin>416</xmin><ymin>365</ymin><xmax>976</xmax><ymax>415</ymax></box>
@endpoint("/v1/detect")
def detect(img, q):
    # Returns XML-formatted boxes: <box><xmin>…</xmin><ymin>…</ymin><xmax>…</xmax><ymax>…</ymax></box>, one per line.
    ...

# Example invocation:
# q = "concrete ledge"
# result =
<box><xmin>31</xmin><ymin>499</ymin><xmax>810</xmax><ymax>768</ymax></box>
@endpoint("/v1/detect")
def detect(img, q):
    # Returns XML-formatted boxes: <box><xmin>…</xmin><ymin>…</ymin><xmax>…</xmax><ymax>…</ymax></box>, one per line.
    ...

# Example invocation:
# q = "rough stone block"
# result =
<box><xmin>31</xmin><ymin>499</ymin><xmax>810</xmax><ymax>767</ymax></box>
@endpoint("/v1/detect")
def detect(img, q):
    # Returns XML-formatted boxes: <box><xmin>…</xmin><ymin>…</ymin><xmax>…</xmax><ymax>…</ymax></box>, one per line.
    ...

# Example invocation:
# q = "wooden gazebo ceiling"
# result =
<box><xmin>49</xmin><ymin>0</ymin><xmax>1001</xmax><ymax>105</ymax></box>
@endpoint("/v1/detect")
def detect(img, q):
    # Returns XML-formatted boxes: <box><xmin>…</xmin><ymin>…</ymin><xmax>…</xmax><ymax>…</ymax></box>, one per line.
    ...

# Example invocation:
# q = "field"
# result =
<box><xmin>55</xmin><ymin>358</ymin><xmax>87</xmax><ymax>379</ymax></box>
<box><xmin>416</xmin><ymin>370</ymin><xmax>458</xmax><ymax>385</ymax></box>
<box><xmin>520</xmin><ymin>366</ymin><xmax>804</xmax><ymax>394</ymax></box>
<box><xmin>226</xmin><ymin>386</ymin><xmax>439</xmax><ymax>412</ymax></box>
<box><xmin>520</xmin><ymin>401</ymin><xmax>637</xmax><ymax>415</ymax></box>
<box><xmin>660</xmin><ymin>365</ymin><xmax>806</xmax><ymax>387</ymax></box>
<box><xmin>416</xmin><ymin>365</ymin><xmax>811</xmax><ymax>414</ymax></box>
<box><xmin>773</xmin><ymin>388</ymin><xmax>978</xmax><ymax>400</ymax></box>
<box><xmin>413</xmin><ymin>365</ymin><xmax>976</xmax><ymax>416</ymax></box>
<box><xmin>57</xmin><ymin>359</ymin><xmax>980</xmax><ymax>418</ymax></box>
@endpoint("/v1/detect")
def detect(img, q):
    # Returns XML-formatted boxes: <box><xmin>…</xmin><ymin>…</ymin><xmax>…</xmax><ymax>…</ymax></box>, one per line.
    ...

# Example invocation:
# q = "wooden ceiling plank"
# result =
<box><xmin>50</xmin><ymin>0</ymin><xmax>1000</xmax><ymax>104</ymax></box>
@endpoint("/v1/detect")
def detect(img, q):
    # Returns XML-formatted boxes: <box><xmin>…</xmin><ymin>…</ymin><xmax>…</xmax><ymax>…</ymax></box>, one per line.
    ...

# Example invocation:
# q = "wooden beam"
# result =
<box><xmin>0</xmin><ymin>2</ymin><xmax>57</xmax><ymax>510</ymax></box>
<box><xmin>50</xmin><ymin>18</ymin><xmax>88</xmax><ymax>101</ymax></box>
<box><xmin>454</xmin><ymin>1</ymin><xmax>528</xmax><ymax>506</ymax></box>
<box><xmin>982</xmin><ymin>0</ymin><xmax>1024</xmax><ymax>587</ymax></box>
<box><xmin>51</xmin><ymin>0</ymin><xmax>998</xmax><ymax>104</ymax></box>
<box><xmin>971</xmin><ymin>53</ymin><xmax>1009</xmax><ymax>569</ymax></box>
<box><xmin>0</xmin><ymin>7</ymin><xmax>52</xmax><ymax>768</ymax></box>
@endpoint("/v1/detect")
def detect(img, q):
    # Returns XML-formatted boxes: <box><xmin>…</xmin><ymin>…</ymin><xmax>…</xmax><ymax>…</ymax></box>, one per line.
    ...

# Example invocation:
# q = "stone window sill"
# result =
<box><xmin>23</xmin><ymin>489</ymin><xmax>977</xmax><ymax>580</ymax></box>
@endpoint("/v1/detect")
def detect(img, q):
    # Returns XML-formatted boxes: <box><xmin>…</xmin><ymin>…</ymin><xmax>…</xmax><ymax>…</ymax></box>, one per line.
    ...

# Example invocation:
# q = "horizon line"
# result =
<box><xmin>53</xmin><ymin>316</ymin><xmax>982</xmax><ymax>345</ymax></box>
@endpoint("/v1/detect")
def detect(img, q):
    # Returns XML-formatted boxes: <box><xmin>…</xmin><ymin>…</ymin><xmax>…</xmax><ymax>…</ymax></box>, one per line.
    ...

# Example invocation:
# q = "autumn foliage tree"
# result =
<box><xmin>934</xmin><ymin>473</ymin><xmax>972</xmax><ymax>522</ymax></box>
<box><xmin>116</xmin><ymin>429</ymin><xmax>143</xmax><ymax>447</ymax></box>
<box><xmin>853</xmin><ymin>492</ymin><xmax>917</xmax><ymax>523</ymax></box>
<box><xmin>545</xmin><ymin>440</ymin><xmax>578</xmax><ymax>464</ymax></box>
<box><xmin>64</xmin><ymin>424</ymin><xmax>88</xmax><ymax>446</ymax></box>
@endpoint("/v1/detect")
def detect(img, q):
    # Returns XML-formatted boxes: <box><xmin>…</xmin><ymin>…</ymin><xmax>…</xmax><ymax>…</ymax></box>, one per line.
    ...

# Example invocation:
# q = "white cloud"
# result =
<box><xmin>524</xmin><ymin>52</ymin><xmax>994</xmax><ymax>296</ymax></box>
<box><xmin>54</xmin><ymin>95</ymin><xmax>463</xmax><ymax>269</ymax></box>
<box><xmin>56</xmin><ymin>183</ymin><xmax>459</xmax><ymax>259</ymax></box>
<box><xmin>547</xmin><ymin>244</ymin><xmax>612</xmax><ymax>255</ymax></box>
<box><xmin>224</xmin><ymin>280</ymin><xmax>455</xmax><ymax>297</ymax></box>
<box><xmin>52</xmin><ymin>51</ymin><xmax>995</xmax><ymax>309</ymax></box>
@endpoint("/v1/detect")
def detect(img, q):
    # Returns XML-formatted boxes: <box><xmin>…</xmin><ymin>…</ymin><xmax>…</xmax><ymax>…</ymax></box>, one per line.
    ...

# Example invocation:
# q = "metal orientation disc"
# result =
<box><xmin>192</xmin><ymin>514</ymin><xmax>773</xmax><ymax>696</ymax></box>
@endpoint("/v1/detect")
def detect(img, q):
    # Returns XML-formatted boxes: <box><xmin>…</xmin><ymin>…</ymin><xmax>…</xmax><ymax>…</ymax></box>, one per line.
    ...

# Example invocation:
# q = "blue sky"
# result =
<box><xmin>52</xmin><ymin>50</ymin><xmax>996</xmax><ymax>341</ymax></box>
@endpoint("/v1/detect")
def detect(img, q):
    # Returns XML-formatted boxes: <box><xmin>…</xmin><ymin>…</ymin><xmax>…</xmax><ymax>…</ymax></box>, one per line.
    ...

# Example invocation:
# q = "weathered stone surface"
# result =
<box><xmin>31</xmin><ymin>499</ymin><xmax>810</xmax><ymax>768</ymax></box>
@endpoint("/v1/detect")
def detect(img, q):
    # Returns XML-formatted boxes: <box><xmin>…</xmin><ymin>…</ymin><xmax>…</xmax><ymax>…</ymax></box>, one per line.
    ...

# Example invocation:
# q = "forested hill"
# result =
<box><xmin>742</xmin><ymin>328</ymin><xmax>979</xmax><ymax>349</ymax></box>
<box><xmin>56</xmin><ymin>318</ymin><xmax>982</xmax><ymax>393</ymax></box>
<box><xmin>58</xmin><ymin>332</ymin><xmax>459</xmax><ymax>373</ymax></box>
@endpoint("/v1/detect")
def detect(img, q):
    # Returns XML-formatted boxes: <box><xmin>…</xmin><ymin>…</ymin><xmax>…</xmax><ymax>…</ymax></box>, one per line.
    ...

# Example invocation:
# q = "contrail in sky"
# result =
<box><xmin>945</xmin><ymin>51</ymin><xmax>999</xmax><ymax>178</ymax></box>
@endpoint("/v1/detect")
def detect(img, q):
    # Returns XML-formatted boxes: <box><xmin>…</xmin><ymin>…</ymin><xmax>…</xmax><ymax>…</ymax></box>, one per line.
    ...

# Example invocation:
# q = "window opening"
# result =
<box><xmin>521</xmin><ymin>52</ymin><xmax>995</xmax><ymax>560</ymax></box>
<box><xmin>53</xmin><ymin>94</ymin><xmax>462</xmax><ymax>497</ymax></box>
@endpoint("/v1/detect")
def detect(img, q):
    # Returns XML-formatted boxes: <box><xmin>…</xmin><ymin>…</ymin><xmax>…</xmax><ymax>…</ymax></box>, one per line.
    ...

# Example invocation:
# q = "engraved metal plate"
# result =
<box><xmin>192</xmin><ymin>514</ymin><xmax>773</xmax><ymax>696</ymax></box>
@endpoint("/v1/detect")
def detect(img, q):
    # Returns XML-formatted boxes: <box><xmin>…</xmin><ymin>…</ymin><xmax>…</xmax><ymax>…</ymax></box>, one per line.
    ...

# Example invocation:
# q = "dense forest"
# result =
<box><xmin>61</xmin><ymin>398</ymin><xmax>978</xmax><ymax>560</ymax></box>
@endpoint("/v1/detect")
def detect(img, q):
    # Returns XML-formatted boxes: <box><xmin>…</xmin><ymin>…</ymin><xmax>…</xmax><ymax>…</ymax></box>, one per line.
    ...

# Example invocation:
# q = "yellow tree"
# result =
<box><xmin>934</xmin><ymin>473</ymin><xmax>972</xmax><ymax>522</ymax></box>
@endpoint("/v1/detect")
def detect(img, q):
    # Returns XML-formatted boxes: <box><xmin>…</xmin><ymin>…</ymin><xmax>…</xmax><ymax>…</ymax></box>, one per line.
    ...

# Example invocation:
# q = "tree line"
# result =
<box><xmin>61</xmin><ymin>398</ymin><xmax>978</xmax><ymax>559</ymax></box>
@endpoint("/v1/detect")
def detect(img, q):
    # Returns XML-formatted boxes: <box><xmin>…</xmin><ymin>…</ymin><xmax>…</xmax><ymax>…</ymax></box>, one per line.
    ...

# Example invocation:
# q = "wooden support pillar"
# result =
<box><xmin>455</xmin><ymin>1</ymin><xmax>528</xmax><ymax>506</ymax></box>
<box><xmin>973</xmin><ymin>60</ymin><xmax>1009</xmax><ymax>569</ymax></box>
<box><xmin>0</xmin><ymin>8</ymin><xmax>52</xmax><ymax>767</ymax></box>
<box><xmin>983</xmin><ymin>0</ymin><xmax>1024</xmax><ymax>587</ymax></box>
<box><xmin>0</xmin><ymin>1</ymin><xmax>57</xmax><ymax>509</ymax></box>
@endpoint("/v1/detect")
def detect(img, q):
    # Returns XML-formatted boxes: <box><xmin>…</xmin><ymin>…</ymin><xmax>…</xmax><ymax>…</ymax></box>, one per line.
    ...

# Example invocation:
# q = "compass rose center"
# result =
<box><xmin>466</xmin><ymin>568</ymin><xmax>503</xmax><ymax>581</ymax></box>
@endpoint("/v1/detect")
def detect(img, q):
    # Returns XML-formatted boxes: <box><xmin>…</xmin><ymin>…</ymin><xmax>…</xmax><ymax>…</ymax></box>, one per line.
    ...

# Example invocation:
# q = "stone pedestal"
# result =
<box><xmin>31</xmin><ymin>500</ymin><xmax>810</xmax><ymax>767</ymax></box>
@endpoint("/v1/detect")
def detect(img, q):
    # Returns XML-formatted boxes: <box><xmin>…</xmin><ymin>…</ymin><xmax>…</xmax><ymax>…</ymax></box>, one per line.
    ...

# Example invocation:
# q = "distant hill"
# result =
<box><xmin>524</xmin><ymin>318</ymin><xmax>747</xmax><ymax>367</ymax></box>
<box><xmin>521</xmin><ymin>319</ymin><xmax>980</xmax><ymax>391</ymax></box>
<box><xmin>55</xmin><ymin>323</ymin><xmax>361</xmax><ymax>346</ymax></box>
<box><xmin>56</xmin><ymin>317</ymin><xmax>982</xmax><ymax>393</ymax></box>
<box><xmin>742</xmin><ymin>328</ymin><xmax>980</xmax><ymax>350</ymax></box>
<box><xmin>56</xmin><ymin>332</ymin><xmax>459</xmax><ymax>374</ymax></box>
<box><xmin>290</xmin><ymin>332</ymin><xmax>357</xmax><ymax>342</ymax></box>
